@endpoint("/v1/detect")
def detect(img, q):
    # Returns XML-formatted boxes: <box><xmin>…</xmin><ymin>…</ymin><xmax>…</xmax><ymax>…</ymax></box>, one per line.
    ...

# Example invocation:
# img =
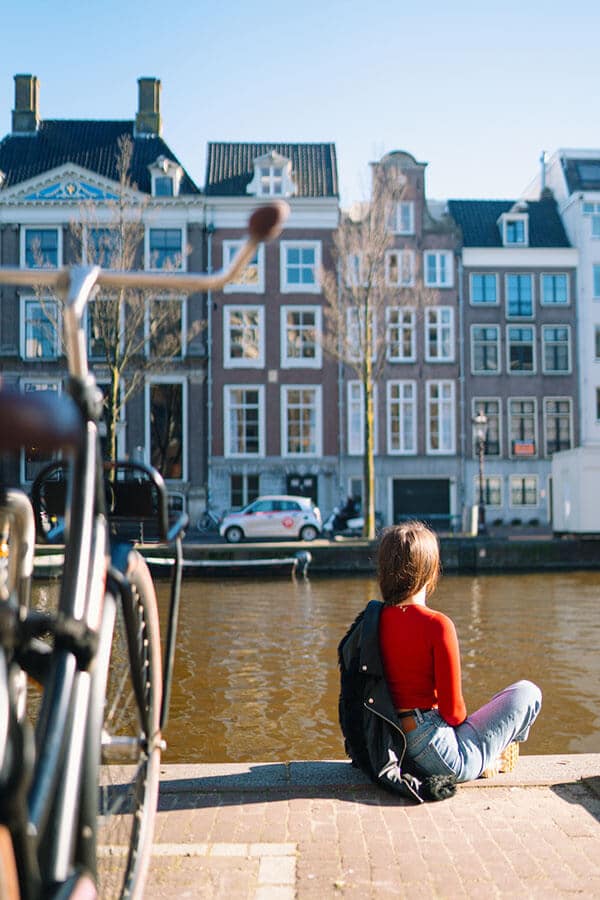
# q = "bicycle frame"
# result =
<box><xmin>0</xmin><ymin>200</ymin><xmax>288</xmax><ymax>897</ymax></box>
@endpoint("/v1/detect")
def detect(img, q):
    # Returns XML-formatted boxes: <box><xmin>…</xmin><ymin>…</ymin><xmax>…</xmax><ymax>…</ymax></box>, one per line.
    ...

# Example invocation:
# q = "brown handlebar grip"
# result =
<box><xmin>0</xmin><ymin>389</ymin><xmax>84</xmax><ymax>452</ymax></box>
<box><xmin>248</xmin><ymin>201</ymin><xmax>290</xmax><ymax>244</ymax></box>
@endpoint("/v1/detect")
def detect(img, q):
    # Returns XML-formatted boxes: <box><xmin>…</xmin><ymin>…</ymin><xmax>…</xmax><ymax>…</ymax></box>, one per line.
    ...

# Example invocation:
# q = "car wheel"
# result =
<box><xmin>300</xmin><ymin>524</ymin><xmax>319</xmax><ymax>542</ymax></box>
<box><xmin>225</xmin><ymin>525</ymin><xmax>244</xmax><ymax>544</ymax></box>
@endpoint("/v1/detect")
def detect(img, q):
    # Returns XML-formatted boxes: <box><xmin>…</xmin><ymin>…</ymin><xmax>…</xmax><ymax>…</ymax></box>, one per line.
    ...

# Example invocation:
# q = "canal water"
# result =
<box><xmin>150</xmin><ymin>569</ymin><xmax>600</xmax><ymax>764</ymax></box>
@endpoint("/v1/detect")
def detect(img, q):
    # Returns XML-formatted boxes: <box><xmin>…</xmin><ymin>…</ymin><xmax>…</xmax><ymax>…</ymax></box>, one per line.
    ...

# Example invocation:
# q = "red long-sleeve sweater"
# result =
<box><xmin>379</xmin><ymin>603</ymin><xmax>467</xmax><ymax>726</ymax></box>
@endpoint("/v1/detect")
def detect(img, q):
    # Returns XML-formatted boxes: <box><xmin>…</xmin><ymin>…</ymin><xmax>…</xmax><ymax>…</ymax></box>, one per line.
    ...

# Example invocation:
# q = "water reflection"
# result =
<box><xmin>30</xmin><ymin>570</ymin><xmax>600</xmax><ymax>763</ymax></box>
<box><xmin>154</xmin><ymin>569</ymin><xmax>600</xmax><ymax>763</ymax></box>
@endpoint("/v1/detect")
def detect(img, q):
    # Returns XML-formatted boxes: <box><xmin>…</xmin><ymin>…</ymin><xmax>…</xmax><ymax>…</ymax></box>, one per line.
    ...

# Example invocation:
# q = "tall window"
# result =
<box><xmin>386</xmin><ymin>307</ymin><xmax>415</xmax><ymax>362</ymax></box>
<box><xmin>21</xmin><ymin>381</ymin><xmax>60</xmax><ymax>482</ymax></box>
<box><xmin>541</xmin><ymin>273</ymin><xmax>568</xmax><ymax>305</ymax></box>
<box><xmin>88</xmin><ymin>227</ymin><xmax>121</xmax><ymax>266</ymax></box>
<box><xmin>595</xmin><ymin>326</ymin><xmax>600</xmax><ymax>361</ymax></box>
<box><xmin>282</xmin><ymin>386</ymin><xmax>321</xmax><ymax>456</ymax></box>
<box><xmin>471</xmin><ymin>325</ymin><xmax>500</xmax><ymax>374</ymax></box>
<box><xmin>230</xmin><ymin>473</ymin><xmax>260</xmax><ymax>508</ymax></box>
<box><xmin>470</xmin><ymin>273</ymin><xmax>497</xmax><ymax>305</ymax></box>
<box><xmin>387</xmin><ymin>201</ymin><xmax>414</xmax><ymax>235</ymax></box>
<box><xmin>425</xmin><ymin>307</ymin><xmax>454</xmax><ymax>361</ymax></box>
<box><xmin>347</xmin><ymin>308</ymin><xmax>376</xmax><ymax>361</ymax></box>
<box><xmin>223</xmin><ymin>242</ymin><xmax>264</xmax><ymax>292</ymax></box>
<box><xmin>148</xmin><ymin>228</ymin><xmax>183</xmax><ymax>270</ymax></box>
<box><xmin>147</xmin><ymin>380</ymin><xmax>185</xmax><ymax>480</ymax></box>
<box><xmin>544</xmin><ymin>398</ymin><xmax>572</xmax><ymax>455</ymax></box>
<box><xmin>385</xmin><ymin>250</ymin><xmax>414</xmax><ymax>287</ymax></box>
<box><xmin>280</xmin><ymin>241</ymin><xmax>321</xmax><ymax>293</ymax></box>
<box><xmin>475</xmin><ymin>476</ymin><xmax>502</xmax><ymax>507</ymax></box>
<box><xmin>426</xmin><ymin>380</ymin><xmax>455</xmax><ymax>454</ymax></box>
<box><xmin>424</xmin><ymin>251</ymin><xmax>453</xmax><ymax>288</ymax></box>
<box><xmin>593</xmin><ymin>265</ymin><xmax>600</xmax><ymax>300</ymax></box>
<box><xmin>542</xmin><ymin>326</ymin><xmax>570</xmax><ymax>373</ymax></box>
<box><xmin>224</xmin><ymin>306</ymin><xmax>264</xmax><ymax>367</ymax></box>
<box><xmin>345</xmin><ymin>253</ymin><xmax>366</xmax><ymax>286</ymax></box>
<box><xmin>23</xmin><ymin>227</ymin><xmax>59</xmax><ymax>268</ymax></box>
<box><xmin>503</xmin><ymin>218</ymin><xmax>527</xmax><ymax>245</ymax></box>
<box><xmin>281</xmin><ymin>306</ymin><xmax>321</xmax><ymax>367</ymax></box>
<box><xmin>347</xmin><ymin>382</ymin><xmax>378</xmax><ymax>455</ymax></box>
<box><xmin>509</xmin><ymin>398</ymin><xmax>537</xmax><ymax>458</ymax></box>
<box><xmin>147</xmin><ymin>298</ymin><xmax>184</xmax><ymax>359</ymax></box>
<box><xmin>86</xmin><ymin>298</ymin><xmax>108</xmax><ymax>361</ymax></box>
<box><xmin>472</xmin><ymin>398</ymin><xmax>501</xmax><ymax>457</ymax></box>
<box><xmin>387</xmin><ymin>381</ymin><xmax>416</xmax><ymax>454</ymax></box>
<box><xmin>507</xmin><ymin>325</ymin><xmax>535</xmax><ymax>373</ymax></box>
<box><xmin>510</xmin><ymin>476</ymin><xmax>538</xmax><ymax>507</ymax></box>
<box><xmin>259</xmin><ymin>165</ymin><xmax>283</xmax><ymax>196</ymax></box>
<box><xmin>506</xmin><ymin>274</ymin><xmax>533</xmax><ymax>317</ymax></box>
<box><xmin>21</xmin><ymin>298</ymin><xmax>59</xmax><ymax>360</ymax></box>
<box><xmin>224</xmin><ymin>386</ymin><xmax>264</xmax><ymax>456</ymax></box>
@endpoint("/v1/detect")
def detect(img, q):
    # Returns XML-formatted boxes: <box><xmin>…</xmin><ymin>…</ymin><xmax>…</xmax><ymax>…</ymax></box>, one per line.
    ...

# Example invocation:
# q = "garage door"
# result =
<box><xmin>393</xmin><ymin>479</ymin><xmax>450</xmax><ymax>530</ymax></box>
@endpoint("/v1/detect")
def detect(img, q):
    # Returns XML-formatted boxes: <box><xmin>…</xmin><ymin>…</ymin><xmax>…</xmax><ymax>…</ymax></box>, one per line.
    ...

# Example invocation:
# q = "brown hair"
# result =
<box><xmin>377</xmin><ymin>521</ymin><xmax>440</xmax><ymax>606</ymax></box>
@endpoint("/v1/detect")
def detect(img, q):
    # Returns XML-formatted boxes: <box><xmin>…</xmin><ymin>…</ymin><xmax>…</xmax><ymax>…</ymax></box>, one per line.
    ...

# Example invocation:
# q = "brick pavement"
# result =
<box><xmin>104</xmin><ymin>755</ymin><xmax>600</xmax><ymax>898</ymax></box>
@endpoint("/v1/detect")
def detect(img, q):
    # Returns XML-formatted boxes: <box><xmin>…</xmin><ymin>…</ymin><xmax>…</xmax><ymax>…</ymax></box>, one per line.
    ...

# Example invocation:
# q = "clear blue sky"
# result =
<box><xmin>2</xmin><ymin>0</ymin><xmax>599</xmax><ymax>206</ymax></box>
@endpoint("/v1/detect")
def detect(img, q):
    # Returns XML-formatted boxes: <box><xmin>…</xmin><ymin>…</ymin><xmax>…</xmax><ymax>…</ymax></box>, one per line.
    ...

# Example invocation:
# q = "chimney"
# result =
<box><xmin>12</xmin><ymin>74</ymin><xmax>40</xmax><ymax>134</ymax></box>
<box><xmin>135</xmin><ymin>77</ymin><xmax>162</xmax><ymax>137</ymax></box>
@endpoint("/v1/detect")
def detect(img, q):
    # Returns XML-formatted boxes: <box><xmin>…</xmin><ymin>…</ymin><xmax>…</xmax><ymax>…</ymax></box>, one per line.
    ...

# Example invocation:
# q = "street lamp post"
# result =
<box><xmin>472</xmin><ymin>409</ymin><xmax>488</xmax><ymax>536</ymax></box>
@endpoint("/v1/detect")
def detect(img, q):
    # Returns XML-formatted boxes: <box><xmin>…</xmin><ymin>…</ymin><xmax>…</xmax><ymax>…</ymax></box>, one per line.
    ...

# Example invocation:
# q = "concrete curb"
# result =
<box><xmin>158</xmin><ymin>753</ymin><xmax>600</xmax><ymax>795</ymax></box>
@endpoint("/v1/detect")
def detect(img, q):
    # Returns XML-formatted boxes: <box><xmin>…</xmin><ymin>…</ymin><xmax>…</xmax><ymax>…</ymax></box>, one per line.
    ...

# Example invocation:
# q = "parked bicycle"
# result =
<box><xmin>0</xmin><ymin>201</ymin><xmax>287</xmax><ymax>899</ymax></box>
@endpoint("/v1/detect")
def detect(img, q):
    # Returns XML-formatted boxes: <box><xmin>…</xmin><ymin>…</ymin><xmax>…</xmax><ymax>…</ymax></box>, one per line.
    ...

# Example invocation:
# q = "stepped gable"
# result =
<box><xmin>204</xmin><ymin>142</ymin><xmax>338</xmax><ymax>197</ymax></box>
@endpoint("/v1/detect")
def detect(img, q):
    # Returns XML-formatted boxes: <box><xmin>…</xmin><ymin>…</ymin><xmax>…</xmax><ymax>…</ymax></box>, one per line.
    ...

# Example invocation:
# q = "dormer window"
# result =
<box><xmin>149</xmin><ymin>156</ymin><xmax>183</xmax><ymax>198</ymax></box>
<box><xmin>247</xmin><ymin>151</ymin><xmax>295</xmax><ymax>198</ymax></box>
<box><xmin>499</xmin><ymin>209</ymin><xmax>529</xmax><ymax>247</ymax></box>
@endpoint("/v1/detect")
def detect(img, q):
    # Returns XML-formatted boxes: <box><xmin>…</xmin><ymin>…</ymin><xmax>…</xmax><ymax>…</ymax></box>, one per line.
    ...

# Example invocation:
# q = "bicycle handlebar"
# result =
<box><xmin>0</xmin><ymin>201</ymin><xmax>289</xmax><ymax>293</ymax></box>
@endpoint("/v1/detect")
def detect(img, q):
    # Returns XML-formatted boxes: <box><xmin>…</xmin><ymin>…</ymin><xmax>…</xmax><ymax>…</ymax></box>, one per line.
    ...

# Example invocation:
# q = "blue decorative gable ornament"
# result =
<box><xmin>23</xmin><ymin>180</ymin><xmax>120</xmax><ymax>201</ymax></box>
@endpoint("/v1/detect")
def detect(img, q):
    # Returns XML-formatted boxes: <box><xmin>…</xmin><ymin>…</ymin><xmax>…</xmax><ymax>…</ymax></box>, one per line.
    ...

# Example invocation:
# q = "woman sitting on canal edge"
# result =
<box><xmin>378</xmin><ymin>521</ymin><xmax>542</xmax><ymax>782</ymax></box>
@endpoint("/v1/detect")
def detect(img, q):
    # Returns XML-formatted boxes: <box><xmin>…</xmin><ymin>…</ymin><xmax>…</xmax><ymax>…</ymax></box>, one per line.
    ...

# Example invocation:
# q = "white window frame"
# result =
<box><xmin>540</xmin><ymin>273</ymin><xmax>569</xmax><ymax>306</ymax></box>
<box><xmin>470</xmin><ymin>324</ymin><xmax>501</xmax><ymax>375</ymax></box>
<box><xmin>20</xmin><ymin>226</ymin><xmax>62</xmax><ymax>268</ymax></box>
<box><xmin>509</xmin><ymin>474</ymin><xmax>539</xmax><ymax>508</ymax></box>
<box><xmin>144</xmin><ymin>375</ymin><xmax>188</xmax><ymax>482</ymax></box>
<box><xmin>345</xmin><ymin>252</ymin><xmax>367</xmax><ymax>287</ymax></box>
<box><xmin>386</xmin><ymin>306</ymin><xmax>416</xmax><ymax>362</ymax></box>
<box><xmin>19</xmin><ymin>379</ymin><xmax>61</xmax><ymax>484</ymax></box>
<box><xmin>474</xmin><ymin>475</ymin><xmax>503</xmax><ymax>508</ymax></box>
<box><xmin>506</xmin><ymin>325</ymin><xmax>536</xmax><ymax>375</ymax></box>
<box><xmin>388</xmin><ymin>201</ymin><xmax>415</xmax><ymax>235</ymax></box>
<box><xmin>424</xmin><ymin>250</ymin><xmax>454</xmax><ymax>288</ymax></box>
<box><xmin>347</xmin><ymin>381</ymin><xmax>378</xmax><ymax>456</ymax></box>
<box><xmin>281</xmin><ymin>385</ymin><xmax>322</xmax><ymax>457</ymax></box>
<box><xmin>425</xmin><ymin>307</ymin><xmax>454</xmax><ymax>362</ymax></box>
<box><xmin>223</xmin><ymin>384</ymin><xmax>265</xmax><ymax>458</ymax></box>
<box><xmin>472</xmin><ymin>397</ymin><xmax>502</xmax><ymax>458</ymax></box>
<box><xmin>346</xmin><ymin>307</ymin><xmax>377</xmax><ymax>362</ymax></box>
<box><xmin>542</xmin><ymin>324</ymin><xmax>571</xmax><ymax>375</ymax></box>
<box><xmin>385</xmin><ymin>249</ymin><xmax>415</xmax><ymax>287</ymax></box>
<box><xmin>145</xmin><ymin>296</ymin><xmax>186</xmax><ymax>360</ymax></box>
<box><xmin>508</xmin><ymin>397</ymin><xmax>538</xmax><ymax>459</ymax></box>
<box><xmin>280</xmin><ymin>240</ymin><xmax>321</xmax><ymax>293</ymax></box>
<box><xmin>222</xmin><ymin>241</ymin><xmax>265</xmax><ymax>293</ymax></box>
<box><xmin>543</xmin><ymin>397</ymin><xmax>573</xmax><ymax>457</ymax></box>
<box><xmin>593</xmin><ymin>264</ymin><xmax>600</xmax><ymax>300</ymax></box>
<box><xmin>387</xmin><ymin>380</ymin><xmax>417</xmax><ymax>455</ymax></box>
<box><xmin>280</xmin><ymin>305</ymin><xmax>322</xmax><ymax>369</ymax></box>
<box><xmin>145</xmin><ymin>225</ymin><xmax>186</xmax><ymax>271</ymax></box>
<box><xmin>469</xmin><ymin>272</ymin><xmax>498</xmax><ymax>306</ymax></box>
<box><xmin>501</xmin><ymin>214</ymin><xmax>529</xmax><ymax>247</ymax></box>
<box><xmin>505</xmin><ymin>273</ymin><xmax>534</xmax><ymax>319</ymax></box>
<box><xmin>426</xmin><ymin>380</ymin><xmax>456</xmax><ymax>455</ymax></box>
<box><xmin>20</xmin><ymin>296</ymin><xmax>60</xmax><ymax>360</ymax></box>
<box><xmin>223</xmin><ymin>305</ymin><xmax>265</xmax><ymax>369</ymax></box>
<box><xmin>95</xmin><ymin>376</ymin><xmax>127</xmax><ymax>459</ymax></box>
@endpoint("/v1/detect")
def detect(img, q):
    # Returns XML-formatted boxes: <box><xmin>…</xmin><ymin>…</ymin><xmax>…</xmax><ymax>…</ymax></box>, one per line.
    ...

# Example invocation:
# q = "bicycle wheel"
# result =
<box><xmin>94</xmin><ymin>550</ymin><xmax>162</xmax><ymax>900</ymax></box>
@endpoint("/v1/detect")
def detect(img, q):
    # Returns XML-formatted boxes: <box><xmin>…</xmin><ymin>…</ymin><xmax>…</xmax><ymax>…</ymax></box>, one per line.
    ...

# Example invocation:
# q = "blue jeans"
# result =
<box><xmin>403</xmin><ymin>680</ymin><xmax>542</xmax><ymax>783</ymax></box>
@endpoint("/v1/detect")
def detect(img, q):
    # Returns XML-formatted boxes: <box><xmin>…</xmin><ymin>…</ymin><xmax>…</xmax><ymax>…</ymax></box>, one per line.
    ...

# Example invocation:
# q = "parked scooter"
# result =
<box><xmin>322</xmin><ymin>497</ymin><xmax>383</xmax><ymax>539</ymax></box>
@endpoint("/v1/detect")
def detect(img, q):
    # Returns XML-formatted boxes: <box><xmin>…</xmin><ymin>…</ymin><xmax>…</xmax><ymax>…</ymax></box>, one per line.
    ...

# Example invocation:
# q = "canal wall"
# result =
<box><xmin>138</xmin><ymin>534</ymin><xmax>600</xmax><ymax>577</ymax></box>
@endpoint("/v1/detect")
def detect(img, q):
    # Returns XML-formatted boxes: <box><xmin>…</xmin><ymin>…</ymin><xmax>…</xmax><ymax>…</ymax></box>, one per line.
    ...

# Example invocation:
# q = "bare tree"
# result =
<box><xmin>67</xmin><ymin>135</ymin><xmax>197</xmax><ymax>463</ymax></box>
<box><xmin>320</xmin><ymin>161</ymin><xmax>437</xmax><ymax>539</ymax></box>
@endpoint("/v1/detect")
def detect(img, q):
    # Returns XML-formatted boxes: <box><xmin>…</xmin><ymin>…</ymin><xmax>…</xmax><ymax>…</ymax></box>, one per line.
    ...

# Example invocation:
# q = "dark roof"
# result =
<box><xmin>205</xmin><ymin>142</ymin><xmax>338</xmax><ymax>197</ymax></box>
<box><xmin>0</xmin><ymin>120</ymin><xmax>200</xmax><ymax>194</ymax></box>
<box><xmin>561</xmin><ymin>156</ymin><xmax>600</xmax><ymax>193</ymax></box>
<box><xmin>447</xmin><ymin>198</ymin><xmax>571</xmax><ymax>248</ymax></box>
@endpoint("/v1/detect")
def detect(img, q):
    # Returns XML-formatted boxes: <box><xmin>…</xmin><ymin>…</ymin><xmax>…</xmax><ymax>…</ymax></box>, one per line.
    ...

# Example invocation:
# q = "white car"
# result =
<box><xmin>219</xmin><ymin>495</ymin><xmax>322</xmax><ymax>543</ymax></box>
